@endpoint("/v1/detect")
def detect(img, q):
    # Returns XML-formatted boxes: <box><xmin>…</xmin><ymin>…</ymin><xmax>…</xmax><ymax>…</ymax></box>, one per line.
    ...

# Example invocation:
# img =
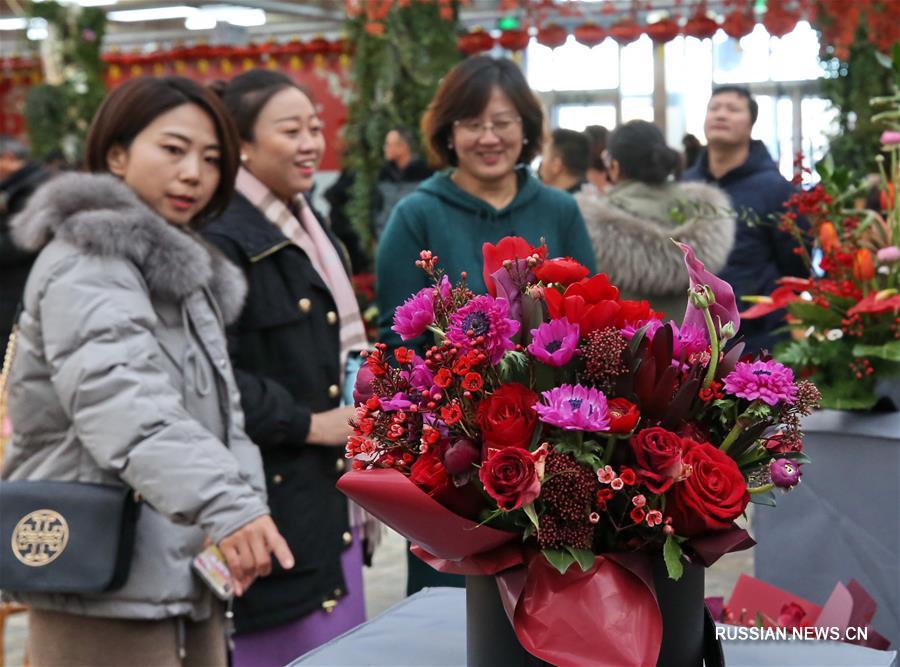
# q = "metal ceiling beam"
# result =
<box><xmin>237</xmin><ymin>0</ymin><xmax>343</xmax><ymax>21</ymax></box>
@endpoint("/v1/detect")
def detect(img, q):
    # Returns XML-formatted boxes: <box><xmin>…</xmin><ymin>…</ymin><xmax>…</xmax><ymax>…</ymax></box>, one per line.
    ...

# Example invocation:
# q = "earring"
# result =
<box><xmin>240</xmin><ymin>153</ymin><xmax>248</xmax><ymax>163</ymax></box>
<box><xmin>523</xmin><ymin>138</ymin><xmax>529</xmax><ymax>145</ymax></box>
<box><xmin>447</xmin><ymin>142</ymin><xmax>454</xmax><ymax>150</ymax></box>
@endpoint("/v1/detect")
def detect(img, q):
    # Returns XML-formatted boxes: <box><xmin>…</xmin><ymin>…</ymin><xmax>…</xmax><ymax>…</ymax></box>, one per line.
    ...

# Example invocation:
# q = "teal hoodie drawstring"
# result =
<box><xmin>181</xmin><ymin>302</ymin><xmax>211</xmax><ymax>398</ymax></box>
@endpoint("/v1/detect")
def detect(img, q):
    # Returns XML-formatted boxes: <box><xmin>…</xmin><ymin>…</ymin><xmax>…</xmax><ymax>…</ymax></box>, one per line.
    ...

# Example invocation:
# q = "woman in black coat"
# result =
<box><xmin>203</xmin><ymin>70</ymin><xmax>370</xmax><ymax>667</ymax></box>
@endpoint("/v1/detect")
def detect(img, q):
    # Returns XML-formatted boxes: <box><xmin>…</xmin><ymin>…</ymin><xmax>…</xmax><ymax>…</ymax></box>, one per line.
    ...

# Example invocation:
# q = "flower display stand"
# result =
<box><xmin>753</xmin><ymin>409</ymin><xmax>900</xmax><ymax>649</ymax></box>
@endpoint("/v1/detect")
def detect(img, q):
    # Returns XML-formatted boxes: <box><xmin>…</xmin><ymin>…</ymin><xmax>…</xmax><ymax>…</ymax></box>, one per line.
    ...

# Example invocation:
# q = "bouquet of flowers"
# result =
<box><xmin>340</xmin><ymin>237</ymin><xmax>819</xmax><ymax>666</ymax></box>
<box><xmin>743</xmin><ymin>65</ymin><xmax>900</xmax><ymax>410</ymax></box>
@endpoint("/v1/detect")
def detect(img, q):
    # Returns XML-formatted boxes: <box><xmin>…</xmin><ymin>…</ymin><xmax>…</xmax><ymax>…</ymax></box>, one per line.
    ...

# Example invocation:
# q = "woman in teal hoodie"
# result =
<box><xmin>375</xmin><ymin>56</ymin><xmax>597</xmax><ymax>594</ymax></box>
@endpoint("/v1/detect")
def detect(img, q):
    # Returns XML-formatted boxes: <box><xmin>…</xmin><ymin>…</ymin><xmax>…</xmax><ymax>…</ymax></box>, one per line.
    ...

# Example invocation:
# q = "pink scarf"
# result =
<box><xmin>235</xmin><ymin>168</ymin><xmax>368</xmax><ymax>379</ymax></box>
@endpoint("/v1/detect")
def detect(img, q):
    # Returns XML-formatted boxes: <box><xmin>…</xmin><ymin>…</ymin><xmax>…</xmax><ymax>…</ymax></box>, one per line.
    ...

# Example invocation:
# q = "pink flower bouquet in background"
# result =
<box><xmin>338</xmin><ymin>237</ymin><xmax>820</xmax><ymax>666</ymax></box>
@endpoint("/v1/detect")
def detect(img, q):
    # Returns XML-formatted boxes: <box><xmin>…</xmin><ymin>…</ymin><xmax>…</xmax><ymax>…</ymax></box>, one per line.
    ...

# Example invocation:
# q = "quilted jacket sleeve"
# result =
<box><xmin>38</xmin><ymin>252</ymin><xmax>269</xmax><ymax>543</ymax></box>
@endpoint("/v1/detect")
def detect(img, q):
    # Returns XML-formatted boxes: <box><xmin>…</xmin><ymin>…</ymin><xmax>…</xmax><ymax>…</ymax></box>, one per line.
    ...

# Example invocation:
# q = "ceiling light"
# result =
<box><xmin>26</xmin><ymin>18</ymin><xmax>48</xmax><ymax>40</ymax></box>
<box><xmin>0</xmin><ymin>18</ymin><xmax>28</xmax><ymax>30</ymax></box>
<box><xmin>184</xmin><ymin>5</ymin><xmax>266</xmax><ymax>30</ymax></box>
<box><xmin>107</xmin><ymin>5</ymin><xmax>195</xmax><ymax>22</ymax></box>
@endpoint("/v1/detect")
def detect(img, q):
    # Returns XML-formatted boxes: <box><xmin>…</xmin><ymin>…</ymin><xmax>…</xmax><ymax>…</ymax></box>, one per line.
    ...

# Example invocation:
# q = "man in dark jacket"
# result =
<box><xmin>539</xmin><ymin>128</ymin><xmax>590</xmax><ymax>194</ymax></box>
<box><xmin>0</xmin><ymin>136</ymin><xmax>50</xmax><ymax>341</ymax></box>
<box><xmin>684</xmin><ymin>86</ymin><xmax>807</xmax><ymax>353</ymax></box>
<box><xmin>372</xmin><ymin>127</ymin><xmax>432</xmax><ymax>239</ymax></box>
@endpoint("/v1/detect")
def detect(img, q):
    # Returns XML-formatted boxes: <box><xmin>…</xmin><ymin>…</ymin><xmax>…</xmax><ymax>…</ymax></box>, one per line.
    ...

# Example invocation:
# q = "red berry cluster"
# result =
<box><xmin>580</xmin><ymin>327</ymin><xmax>628</xmax><ymax>391</ymax></box>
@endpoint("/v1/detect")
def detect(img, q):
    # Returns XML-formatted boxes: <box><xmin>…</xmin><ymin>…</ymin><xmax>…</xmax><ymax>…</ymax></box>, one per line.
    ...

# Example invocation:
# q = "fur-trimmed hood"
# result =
<box><xmin>11</xmin><ymin>172</ymin><xmax>246</xmax><ymax>323</ymax></box>
<box><xmin>576</xmin><ymin>180</ymin><xmax>736</xmax><ymax>299</ymax></box>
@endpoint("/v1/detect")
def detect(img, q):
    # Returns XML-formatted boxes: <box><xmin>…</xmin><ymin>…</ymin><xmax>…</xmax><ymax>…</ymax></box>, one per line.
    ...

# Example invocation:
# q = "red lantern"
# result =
<box><xmin>498</xmin><ymin>28</ymin><xmax>530</xmax><ymax>52</ymax></box>
<box><xmin>458</xmin><ymin>29</ymin><xmax>495</xmax><ymax>56</ymax></box>
<box><xmin>573</xmin><ymin>22</ymin><xmax>606</xmax><ymax>48</ymax></box>
<box><xmin>608</xmin><ymin>18</ymin><xmax>641</xmax><ymax>45</ymax></box>
<box><xmin>721</xmin><ymin>10</ymin><xmax>756</xmax><ymax>39</ymax></box>
<box><xmin>683</xmin><ymin>11</ymin><xmax>719</xmax><ymax>40</ymax></box>
<box><xmin>536</xmin><ymin>23</ymin><xmax>568</xmax><ymax>49</ymax></box>
<box><xmin>644</xmin><ymin>18</ymin><xmax>680</xmax><ymax>43</ymax></box>
<box><xmin>306</xmin><ymin>37</ymin><xmax>330</xmax><ymax>56</ymax></box>
<box><xmin>763</xmin><ymin>9</ymin><xmax>798</xmax><ymax>38</ymax></box>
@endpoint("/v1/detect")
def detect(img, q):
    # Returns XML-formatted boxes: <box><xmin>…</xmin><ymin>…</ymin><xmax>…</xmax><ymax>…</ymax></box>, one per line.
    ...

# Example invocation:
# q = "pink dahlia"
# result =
<box><xmin>534</xmin><ymin>383</ymin><xmax>610</xmax><ymax>431</ymax></box>
<box><xmin>392</xmin><ymin>287</ymin><xmax>436</xmax><ymax>340</ymax></box>
<box><xmin>527</xmin><ymin>318</ymin><xmax>580</xmax><ymax>367</ymax></box>
<box><xmin>446</xmin><ymin>295</ymin><xmax>520</xmax><ymax>365</ymax></box>
<box><xmin>723</xmin><ymin>360</ymin><xmax>798</xmax><ymax>406</ymax></box>
<box><xmin>673</xmin><ymin>322</ymin><xmax>708</xmax><ymax>358</ymax></box>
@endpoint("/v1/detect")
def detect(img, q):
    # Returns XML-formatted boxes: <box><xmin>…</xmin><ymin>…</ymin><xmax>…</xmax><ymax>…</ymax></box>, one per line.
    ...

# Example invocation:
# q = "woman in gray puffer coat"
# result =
<box><xmin>577</xmin><ymin>120</ymin><xmax>735</xmax><ymax>323</ymax></box>
<box><xmin>2</xmin><ymin>77</ymin><xmax>292</xmax><ymax>667</ymax></box>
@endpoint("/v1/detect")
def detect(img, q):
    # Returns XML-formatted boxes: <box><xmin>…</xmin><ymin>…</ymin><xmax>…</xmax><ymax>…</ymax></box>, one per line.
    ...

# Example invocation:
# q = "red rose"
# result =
<box><xmin>543</xmin><ymin>274</ymin><xmax>622</xmax><ymax>334</ymax></box>
<box><xmin>409</xmin><ymin>449</ymin><xmax>449</xmax><ymax>494</ymax></box>
<box><xmin>482</xmin><ymin>236</ymin><xmax>545</xmax><ymax>296</ymax></box>
<box><xmin>666</xmin><ymin>439</ymin><xmax>750</xmax><ymax>537</ymax></box>
<box><xmin>533</xmin><ymin>257</ymin><xmax>589</xmax><ymax>286</ymax></box>
<box><xmin>476</xmin><ymin>383</ymin><xmax>539</xmax><ymax>451</ymax></box>
<box><xmin>411</xmin><ymin>448</ymin><xmax>486</xmax><ymax>519</ymax></box>
<box><xmin>630</xmin><ymin>427</ymin><xmax>685</xmax><ymax>494</ymax></box>
<box><xmin>479</xmin><ymin>447</ymin><xmax>542</xmax><ymax>510</ymax></box>
<box><xmin>607</xmin><ymin>398</ymin><xmax>640</xmax><ymax>434</ymax></box>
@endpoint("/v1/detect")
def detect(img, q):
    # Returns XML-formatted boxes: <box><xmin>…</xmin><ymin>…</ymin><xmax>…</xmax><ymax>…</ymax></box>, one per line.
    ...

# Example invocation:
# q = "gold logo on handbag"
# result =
<box><xmin>11</xmin><ymin>509</ymin><xmax>69</xmax><ymax>566</ymax></box>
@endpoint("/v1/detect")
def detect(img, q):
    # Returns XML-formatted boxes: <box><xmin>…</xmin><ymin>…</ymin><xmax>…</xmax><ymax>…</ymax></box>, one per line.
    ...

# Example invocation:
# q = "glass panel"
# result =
<box><xmin>664</xmin><ymin>36</ymin><xmax>713</xmax><ymax>146</ymax></box>
<box><xmin>712</xmin><ymin>24</ymin><xmax>771</xmax><ymax>83</ymax></box>
<box><xmin>621</xmin><ymin>96</ymin><xmax>654</xmax><ymax>123</ymax></box>
<box><xmin>776</xmin><ymin>97</ymin><xmax>794</xmax><ymax>177</ymax></box>
<box><xmin>556</xmin><ymin>104</ymin><xmax>617</xmax><ymax>132</ymax></box>
<box><xmin>800</xmin><ymin>97</ymin><xmax>839</xmax><ymax>174</ymax></box>
<box><xmin>526</xmin><ymin>36</ymin><xmax>618</xmax><ymax>92</ymax></box>
<box><xmin>770</xmin><ymin>21</ymin><xmax>824</xmax><ymax>81</ymax></box>
<box><xmin>619</xmin><ymin>34</ymin><xmax>654</xmax><ymax>95</ymax></box>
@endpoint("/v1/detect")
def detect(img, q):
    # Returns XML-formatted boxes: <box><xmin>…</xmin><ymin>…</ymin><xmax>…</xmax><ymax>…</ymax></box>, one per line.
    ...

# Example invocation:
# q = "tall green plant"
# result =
<box><xmin>24</xmin><ymin>1</ymin><xmax>106</xmax><ymax>162</ymax></box>
<box><xmin>342</xmin><ymin>2</ymin><xmax>461</xmax><ymax>265</ymax></box>
<box><xmin>818</xmin><ymin>23</ymin><xmax>895</xmax><ymax>175</ymax></box>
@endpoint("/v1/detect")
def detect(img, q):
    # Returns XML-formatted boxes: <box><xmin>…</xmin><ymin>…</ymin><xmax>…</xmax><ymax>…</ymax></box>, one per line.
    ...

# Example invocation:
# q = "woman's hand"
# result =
<box><xmin>219</xmin><ymin>515</ymin><xmax>294</xmax><ymax>596</ymax></box>
<box><xmin>308</xmin><ymin>405</ymin><xmax>356</xmax><ymax>446</ymax></box>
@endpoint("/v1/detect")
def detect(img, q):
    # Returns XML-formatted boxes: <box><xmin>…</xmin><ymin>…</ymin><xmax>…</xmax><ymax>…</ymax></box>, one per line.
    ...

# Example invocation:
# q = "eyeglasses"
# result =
<box><xmin>453</xmin><ymin>115</ymin><xmax>523</xmax><ymax>139</ymax></box>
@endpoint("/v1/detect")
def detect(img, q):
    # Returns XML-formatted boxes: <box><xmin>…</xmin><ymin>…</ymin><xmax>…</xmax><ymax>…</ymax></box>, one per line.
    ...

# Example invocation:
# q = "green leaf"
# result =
<box><xmin>852</xmin><ymin>341</ymin><xmax>900</xmax><ymax>362</ymax></box>
<box><xmin>543</xmin><ymin>548</ymin><xmax>576</xmax><ymax>575</ymax></box>
<box><xmin>786</xmin><ymin>302</ymin><xmax>844</xmax><ymax>329</ymax></box>
<box><xmin>565</xmin><ymin>546</ymin><xmax>596</xmax><ymax>572</ymax></box>
<box><xmin>498</xmin><ymin>350</ymin><xmax>529</xmax><ymax>383</ymax></box>
<box><xmin>663</xmin><ymin>535</ymin><xmax>684</xmax><ymax>581</ymax></box>
<box><xmin>750</xmin><ymin>490</ymin><xmax>777</xmax><ymax>507</ymax></box>
<box><xmin>523</xmin><ymin>503</ymin><xmax>540</xmax><ymax>531</ymax></box>
<box><xmin>780</xmin><ymin>451</ymin><xmax>812</xmax><ymax>465</ymax></box>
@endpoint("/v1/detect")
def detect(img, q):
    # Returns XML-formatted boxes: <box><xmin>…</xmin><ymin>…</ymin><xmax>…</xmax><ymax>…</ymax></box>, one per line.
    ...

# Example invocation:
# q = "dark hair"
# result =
<box><xmin>710</xmin><ymin>85</ymin><xmax>758</xmax><ymax>125</ymax></box>
<box><xmin>85</xmin><ymin>76</ymin><xmax>240</xmax><ymax>223</ymax></box>
<box><xmin>388</xmin><ymin>126</ymin><xmax>416</xmax><ymax>150</ymax></box>
<box><xmin>682</xmin><ymin>133</ymin><xmax>703</xmax><ymax>170</ymax></box>
<box><xmin>583</xmin><ymin>125</ymin><xmax>609</xmax><ymax>173</ymax></box>
<box><xmin>550</xmin><ymin>128</ymin><xmax>590</xmax><ymax>179</ymax></box>
<box><xmin>421</xmin><ymin>56</ymin><xmax>543</xmax><ymax>168</ymax></box>
<box><xmin>215</xmin><ymin>69</ymin><xmax>315</xmax><ymax>142</ymax></box>
<box><xmin>607</xmin><ymin>120</ymin><xmax>681</xmax><ymax>185</ymax></box>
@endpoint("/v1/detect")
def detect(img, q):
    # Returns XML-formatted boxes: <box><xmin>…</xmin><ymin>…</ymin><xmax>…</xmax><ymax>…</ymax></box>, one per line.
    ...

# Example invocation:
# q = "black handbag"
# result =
<box><xmin>0</xmin><ymin>319</ymin><xmax>140</xmax><ymax>594</ymax></box>
<box><xmin>0</xmin><ymin>480</ymin><xmax>140</xmax><ymax>593</ymax></box>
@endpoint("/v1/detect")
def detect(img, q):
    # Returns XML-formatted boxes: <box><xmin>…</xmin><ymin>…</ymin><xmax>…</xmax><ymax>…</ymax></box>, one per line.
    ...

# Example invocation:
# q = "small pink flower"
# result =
<box><xmin>646</xmin><ymin>510</ymin><xmax>663</xmax><ymax>527</ymax></box>
<box><xmin>588</xmin><ymin>512</ymin><xmax>600</xmax><ymax>524</ymax></box>
<box><xmin>880</xmin><ymin>130</ymin><xmax>900</xmax><ymax>146</ymax></box>
<box><xmin>597</xmin><ymin>465</ymin><xmax>616</xmax><ymax>484</ymax></box>
<box><xmin>631</xmin><ymin>494</ymin><xmax>647</xmax><ymax>508</ymax></box>
<box><xmin>611</xmin><ymin>478</ymin><xmax>624</xmax><ymax>490</ymax></box>
<box><xmin>877</xmin><ymin>246</ymin><xmax>900</xmax><ymax>264</ymax></box>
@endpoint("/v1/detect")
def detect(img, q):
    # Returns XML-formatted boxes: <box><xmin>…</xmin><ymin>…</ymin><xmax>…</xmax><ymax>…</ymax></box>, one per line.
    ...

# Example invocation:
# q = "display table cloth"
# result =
<box><xmin>289</xmin><ymin>587</ymin><xmax>897</xmax><ymax>667</ymax></box>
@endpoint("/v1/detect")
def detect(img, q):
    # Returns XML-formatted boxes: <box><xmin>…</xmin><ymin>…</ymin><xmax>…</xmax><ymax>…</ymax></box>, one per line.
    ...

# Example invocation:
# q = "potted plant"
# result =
<box><xmin>747</xmin><ymin>50</ymin><xmax>900</xmax><ymax>649</ymax></box>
